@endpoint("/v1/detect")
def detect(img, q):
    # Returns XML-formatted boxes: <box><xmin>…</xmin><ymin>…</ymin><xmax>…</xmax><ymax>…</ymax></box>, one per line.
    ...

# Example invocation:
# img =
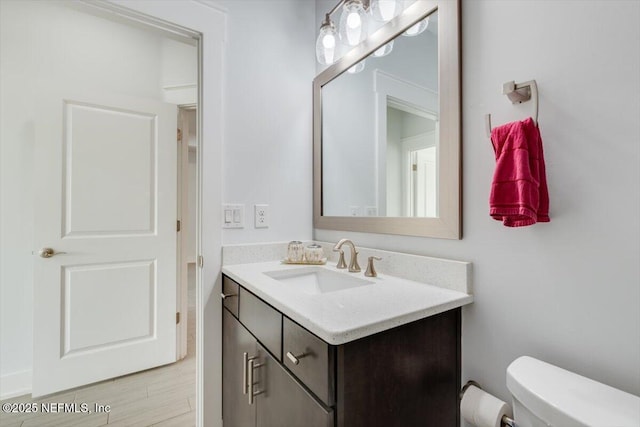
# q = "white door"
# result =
<box><xmin>413</xmin><ymin>146</ymin><xmax>437</xmax><ymax>217</ymax></box>
<box><xmin>32</xmin><ymin>92</ymin><xmax>178</xmax><ymax>397</ymax></box>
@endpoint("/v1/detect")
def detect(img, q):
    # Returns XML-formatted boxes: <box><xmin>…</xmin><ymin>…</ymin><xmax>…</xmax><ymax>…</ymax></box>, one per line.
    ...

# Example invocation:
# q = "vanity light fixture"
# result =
<box><xmin>347</xmin><ymin>59</ymin><xmax>366</xmax><ymax>74</ymax></box>
<box><xmin>316</xmin><ymin>14</ymin><xmax>338</xmax><ymax>65</ymax></box>
<box><xmin>339</xmin><ymin>0</ymin><xmax>368</xmax><ymax>46</ymax></box>
<box><xmin>403</xmin><ymin>16</ymin><xmax>429</xmax><ymax>36</ymax></box>
<box><xmin>316</xmin><ymin>0</ymin><xmax>408</xmax><ymax>66</ymax></box>
<box><xmin>370</xmin><ymin>0</ymin><xmax>403</xmax><ymax>23</ymax></box>
<box><xmin>373</xmin><ymin>40</ymin><xmax>394</xmax><ymax>57</ymax></box>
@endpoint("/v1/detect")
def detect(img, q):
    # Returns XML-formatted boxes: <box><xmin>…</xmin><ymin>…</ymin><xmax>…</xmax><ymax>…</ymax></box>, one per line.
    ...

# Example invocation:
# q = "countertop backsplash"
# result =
<box><xmin>222</xmin><ymin>241</ymin><xmax>472</xmax><ymax>294</ymax></box>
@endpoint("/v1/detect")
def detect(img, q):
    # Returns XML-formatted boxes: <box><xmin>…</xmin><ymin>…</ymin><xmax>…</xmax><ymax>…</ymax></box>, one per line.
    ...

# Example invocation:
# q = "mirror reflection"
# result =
<box><xmin>322</xmin><ymin>11</ymin><xmax>439</xmax><ymax>218</ymax></box>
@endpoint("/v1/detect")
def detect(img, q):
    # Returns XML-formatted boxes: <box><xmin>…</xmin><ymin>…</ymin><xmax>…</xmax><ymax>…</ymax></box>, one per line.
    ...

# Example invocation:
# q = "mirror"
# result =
<box><xmin>314</xmin><ymin>0</ymin><xmax>460</xmax><ymax>238</ymax></box>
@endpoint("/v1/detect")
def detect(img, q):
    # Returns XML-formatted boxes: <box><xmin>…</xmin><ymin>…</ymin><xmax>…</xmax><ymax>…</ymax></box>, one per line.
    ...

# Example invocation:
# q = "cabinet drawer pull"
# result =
<box><xmin>286</xmin><ymin>351</ymin><xmax>308</xmax><ymax>365</ymax></box>
<box><xmin>242</xmin><ymin>352</ymin><xmax>248</xmax><ymax>394</ymax></box>
<box><xmin>220</xmin><ymin>292</ymin><xmax>237</xmax><ymax>300</ymax></box>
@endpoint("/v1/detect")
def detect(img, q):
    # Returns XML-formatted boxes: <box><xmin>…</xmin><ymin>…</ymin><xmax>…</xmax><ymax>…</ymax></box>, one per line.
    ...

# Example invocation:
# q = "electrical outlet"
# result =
<box><xmin>254</xmin><ymin>204</ymin><xmax>269</xmax><ymax>228</ymax></box>
<box><xmin>349</xmin><ymin>206</ymin><xmax>361</xmax><ymax>216</ymax></box>
<box><xmin>365</xmin><ymin>206</ymin><xmax>378</xmax><ymax>217</ymax></box>
<box><xmin>222</xmin><ymin>204</ymin><xmax>244</xmax><ymax>229</ymax></box>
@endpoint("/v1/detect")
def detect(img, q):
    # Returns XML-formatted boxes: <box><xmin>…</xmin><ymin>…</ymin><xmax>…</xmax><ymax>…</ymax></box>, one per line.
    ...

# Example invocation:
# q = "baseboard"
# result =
<box><xmin>0</xmin><ymin>370</ymin><xmax>31</xmax><ymax>400</ymax></box>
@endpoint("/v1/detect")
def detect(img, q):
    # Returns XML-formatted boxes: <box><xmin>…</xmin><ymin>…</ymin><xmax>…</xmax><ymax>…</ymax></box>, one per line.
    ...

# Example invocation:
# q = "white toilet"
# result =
<box><xmin>506</xmin><ymin>356</ymin><xmax>640</xmax><ymax>427</ymax></box>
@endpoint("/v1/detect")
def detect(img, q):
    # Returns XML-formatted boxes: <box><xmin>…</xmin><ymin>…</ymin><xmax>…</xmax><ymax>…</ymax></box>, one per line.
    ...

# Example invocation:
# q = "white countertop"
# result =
<box><xmin>222</xmin><ymin>261</ymin><xmax>473</xmax><ymax>345</ymax></box>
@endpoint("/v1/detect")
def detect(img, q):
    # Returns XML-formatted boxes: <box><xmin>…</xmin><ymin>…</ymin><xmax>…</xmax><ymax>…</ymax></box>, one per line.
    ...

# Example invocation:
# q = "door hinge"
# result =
<box><xmin>197</xmin><ymin>255</ymin><xmax>203</xmax><ymax>268</ymax></box>
<box><xmin>177</xmin><ymin>128</ymin><xmax>183</xmax><ymax>143</ymax></box>
<box><xmin>412</xmin><ymin>164</ymin><xmax>417</xmax><ymax>171</ymax></box>
<box><xmin>177</xmin><ymin>220</ymin><xmax>181</xmax><ymax>232</ymax></box>
<box><xmin>176</xmin><ymin>312</ymin><xmax>181</xmax><ymax>324</ymax></box>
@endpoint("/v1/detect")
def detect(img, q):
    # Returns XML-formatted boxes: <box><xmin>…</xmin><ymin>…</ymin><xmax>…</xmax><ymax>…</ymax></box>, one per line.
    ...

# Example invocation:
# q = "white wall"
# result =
<box><xmin>0</xmin><ymin>0</ymin><xmax>196</xmax><ymax>398</ymax></box>
<box><xmin>219</xmin><ymin>0</ymin><xmax>315</xmax><ymax>245</ymax></box>
<box><xmin>316</xmin><ymin>0</ymin><xmax>640</xmax><ymax>408</ymax></box>
<box><xmin>161</xmin><ymin>38</ymin><xmax>198</xmax><ymax>104</ymax></box>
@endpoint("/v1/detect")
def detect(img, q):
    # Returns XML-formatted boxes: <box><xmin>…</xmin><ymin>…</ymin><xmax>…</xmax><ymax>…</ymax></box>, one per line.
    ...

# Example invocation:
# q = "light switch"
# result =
<box><xmin>222</xmin><ymin>204</ymin><xmax>244</xmax><ymax>228</ymax></box>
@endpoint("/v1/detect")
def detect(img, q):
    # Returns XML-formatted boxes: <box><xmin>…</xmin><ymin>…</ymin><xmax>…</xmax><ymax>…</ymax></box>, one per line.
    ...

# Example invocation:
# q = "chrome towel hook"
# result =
<box><xmin>486</xmin><ymin>79</ymin><xmax>539</xmax><ymax>138</ymax></box>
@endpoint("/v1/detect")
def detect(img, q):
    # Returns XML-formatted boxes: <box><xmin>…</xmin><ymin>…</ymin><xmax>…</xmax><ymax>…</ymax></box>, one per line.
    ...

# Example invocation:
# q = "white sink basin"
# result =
<box><xmin>264</xmin><ymin>267</ymin><xmax>374</xmax><ymax>295</ymax></box>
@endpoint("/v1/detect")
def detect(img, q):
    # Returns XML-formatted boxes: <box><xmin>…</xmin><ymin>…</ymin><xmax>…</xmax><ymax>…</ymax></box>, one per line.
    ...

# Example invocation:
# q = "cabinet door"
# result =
<box><xmin>222</xmin><ymin>308</ymin><xmax>257</xmax><ymax>427</ymax></box>
<box><xmin>256</xmin><ymin>344</ymin><xmax>334</xmax><ymax>427</ymax></box>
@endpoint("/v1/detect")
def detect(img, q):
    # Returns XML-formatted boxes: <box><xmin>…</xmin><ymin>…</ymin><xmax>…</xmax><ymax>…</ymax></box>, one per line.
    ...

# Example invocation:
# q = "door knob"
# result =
<box><xmin>38</xmin><ymin>248</ymin><xmax>66</xmax><ymax>258</ymax></box>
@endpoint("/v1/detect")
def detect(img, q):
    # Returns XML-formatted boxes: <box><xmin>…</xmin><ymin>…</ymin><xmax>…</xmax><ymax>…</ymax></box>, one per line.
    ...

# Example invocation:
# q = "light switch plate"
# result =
<box><xmin>222</xmin><ymin>204</ymin><xmax>244</xmax><ymax>229</ymax></box>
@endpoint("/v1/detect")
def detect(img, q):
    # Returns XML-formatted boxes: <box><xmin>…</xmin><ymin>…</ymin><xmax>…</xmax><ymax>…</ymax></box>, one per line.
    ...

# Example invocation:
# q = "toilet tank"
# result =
<box><xmin>506</xmin><ymin>356</ymin><xmax>640</xmax><ymax>427</ymax></box>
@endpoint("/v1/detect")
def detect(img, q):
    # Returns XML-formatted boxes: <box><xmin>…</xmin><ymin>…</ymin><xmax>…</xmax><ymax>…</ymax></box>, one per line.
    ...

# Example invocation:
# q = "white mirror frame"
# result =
<box><xmin>313</xmin><ymin>0</ymin><xmax>461</xmax><ymax>239</ymax></box>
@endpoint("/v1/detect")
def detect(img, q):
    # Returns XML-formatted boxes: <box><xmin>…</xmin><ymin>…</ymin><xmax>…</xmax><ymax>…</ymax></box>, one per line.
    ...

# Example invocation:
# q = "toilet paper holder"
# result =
<box><xmin>460</xmin><ymin>381</ymin><xmax>516</xmax><ymax>427</ymax></box>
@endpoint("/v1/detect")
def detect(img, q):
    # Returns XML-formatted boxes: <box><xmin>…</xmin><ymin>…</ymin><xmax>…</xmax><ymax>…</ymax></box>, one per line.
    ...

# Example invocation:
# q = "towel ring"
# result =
<box><xmin>486</xmin><ymin>80</ymin><xmax>538</xmax><ymax>138</ymax></box>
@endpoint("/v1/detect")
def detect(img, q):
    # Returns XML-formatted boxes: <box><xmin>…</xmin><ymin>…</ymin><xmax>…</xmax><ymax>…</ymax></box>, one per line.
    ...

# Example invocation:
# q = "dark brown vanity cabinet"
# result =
<box><xmin>222</xmin><ymin>277</ymin><xmax>334</xmax><ymax>427</ymax></box>
<box><xmin>222</xmin><ymin>275</ymin><xmax>461</xmax><ymax>427</ymax></box>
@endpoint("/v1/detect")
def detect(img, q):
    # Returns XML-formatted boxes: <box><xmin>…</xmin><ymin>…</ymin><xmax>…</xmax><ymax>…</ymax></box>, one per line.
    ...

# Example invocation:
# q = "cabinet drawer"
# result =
<box><xmin>283</xmin><ymin>317</ymin><xmax>335</xmax><ymax>406</ymax></box>
<box><xmin>222</xmin><ymin>276</ymin><xmax>240</xmax><ymax>318</ymax></box>
<box><xmin>239</xmin><ymin>288</ymin><xmax>282</xmax><ymax>360</ymax></box>
<box><xmin>257</xmin><ymin>343</ymin><xmax>334</xmax><ymax>427</ymax></box>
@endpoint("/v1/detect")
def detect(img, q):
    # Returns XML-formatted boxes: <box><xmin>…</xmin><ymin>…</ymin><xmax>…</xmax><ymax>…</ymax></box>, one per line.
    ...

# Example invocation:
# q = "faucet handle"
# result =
<box><xmin>349</xmin><ymin>251</ymin><xmax>361</xmax><ymax>273</ymax></box>
<box><xmin>365</xmin><ymin>256</ymin><xmax>382</xmax><ymax>277</ymax></box>
<box><xmin>334</xmin><ymin>249</ymin><xmax>347</xmax><ymax>269</ymax></box>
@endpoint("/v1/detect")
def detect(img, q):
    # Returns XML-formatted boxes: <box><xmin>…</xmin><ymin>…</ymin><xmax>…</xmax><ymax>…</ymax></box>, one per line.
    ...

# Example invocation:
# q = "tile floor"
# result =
<box><xmin>1</xmin><ymin>266</ymin><xmax>197</xmax><ymax>427</ymax></box>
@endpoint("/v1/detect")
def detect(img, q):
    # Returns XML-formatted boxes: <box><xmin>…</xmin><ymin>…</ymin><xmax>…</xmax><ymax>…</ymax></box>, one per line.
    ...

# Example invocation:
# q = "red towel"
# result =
<box><xmin>489</xmin><ymin>117</ymin><xmax>550</xmax><ymax>227</ymax></box>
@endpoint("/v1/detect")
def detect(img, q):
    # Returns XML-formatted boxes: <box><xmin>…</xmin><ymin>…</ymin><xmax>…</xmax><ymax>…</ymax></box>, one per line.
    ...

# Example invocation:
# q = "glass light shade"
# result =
<box><xmin>403</xmin><ymin>17</ymin><xmax>429</xmax><ymax>37</ymax></box>
<box><xmin>339</xmin><ymin>0</ymin><xmax>368</xmax><ymax>46</ymax></box>
<box><xmin>373</xmin><ymin>40</ymin><xmax>394</xmax><ymax>57</ymax></box>
<box><xmin>347</xmin><ymin>60</ymin><xmax>366</xmax><ymax>74</ymax></box>
<box><xmin>370</xmin><ymin>0</ymin><xmax>403</xmax><ymax>23</ymax></box>
<box><xmin>316</xmin><ymin>22</ymin><xmax>338</xmax><ymax>65</ymax></box>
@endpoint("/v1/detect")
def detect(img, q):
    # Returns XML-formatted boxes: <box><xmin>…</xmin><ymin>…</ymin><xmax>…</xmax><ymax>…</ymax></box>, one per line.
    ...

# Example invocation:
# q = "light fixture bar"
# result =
<box><xmin>317</xmin><ymin>0</ymin><xmax>381</xmax><ymax>66</ymax></box>
<box><xmin>326</xmin><ymin>0</ymin><xmax>347</xmax><ymax>18</ymax></box>
<box><xmin>324</xmin><ymin>0</ymin><xmax>371</xmax><ymax>21</ymax></box>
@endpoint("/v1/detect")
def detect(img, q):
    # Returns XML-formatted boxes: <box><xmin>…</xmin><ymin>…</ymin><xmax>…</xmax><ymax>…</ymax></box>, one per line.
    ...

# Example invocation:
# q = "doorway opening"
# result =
<box><xmin>0</xmin><ymin>0</ymin><xmax>201</xmax><ymax>425</ymax></box>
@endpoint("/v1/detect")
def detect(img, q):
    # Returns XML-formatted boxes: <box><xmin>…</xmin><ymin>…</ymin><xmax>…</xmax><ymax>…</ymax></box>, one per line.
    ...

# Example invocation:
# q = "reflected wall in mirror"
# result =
<box><xmin>314</xmin><ymin>0</ymin><xmax>460</xmax><ymax>238</ymax></box>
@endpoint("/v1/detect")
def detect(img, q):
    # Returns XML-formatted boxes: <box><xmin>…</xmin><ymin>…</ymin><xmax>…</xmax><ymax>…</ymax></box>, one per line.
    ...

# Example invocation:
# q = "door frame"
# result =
<box><xmin>91</xmin><ymin>2</ymin><xmax>225</xmax><ymax>426</ymax></box>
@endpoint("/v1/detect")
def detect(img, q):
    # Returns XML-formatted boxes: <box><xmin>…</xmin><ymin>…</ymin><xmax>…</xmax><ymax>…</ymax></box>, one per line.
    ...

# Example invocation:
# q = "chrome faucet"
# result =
<box><xmin>333</xmin><ymin>239</ymin><xmax>361</xmax><ymax>272</ymax></box>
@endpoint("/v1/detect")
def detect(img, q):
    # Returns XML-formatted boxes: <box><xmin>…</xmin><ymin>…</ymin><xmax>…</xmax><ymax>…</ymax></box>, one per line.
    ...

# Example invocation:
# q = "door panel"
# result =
<box><xmin>63</xmin><ymin>260</ymin><xmax>155</xmax><ymax>354</ymax></box>
<box><xmin>33</xmin><ymin>92</ymin><xmax>177</xmax><ymax>396</ymax></box>
<box><xmin>63</xmin><ymin>101</ymin><xmax>157</xmax><ymax>236</ymax></box>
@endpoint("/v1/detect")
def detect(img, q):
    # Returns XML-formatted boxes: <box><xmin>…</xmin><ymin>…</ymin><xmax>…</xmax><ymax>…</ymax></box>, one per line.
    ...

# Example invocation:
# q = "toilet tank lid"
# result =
<box><xmin>506</xmin><ymin>356</ymin><xmax>640</xmax><ymax>427</ymax></box>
